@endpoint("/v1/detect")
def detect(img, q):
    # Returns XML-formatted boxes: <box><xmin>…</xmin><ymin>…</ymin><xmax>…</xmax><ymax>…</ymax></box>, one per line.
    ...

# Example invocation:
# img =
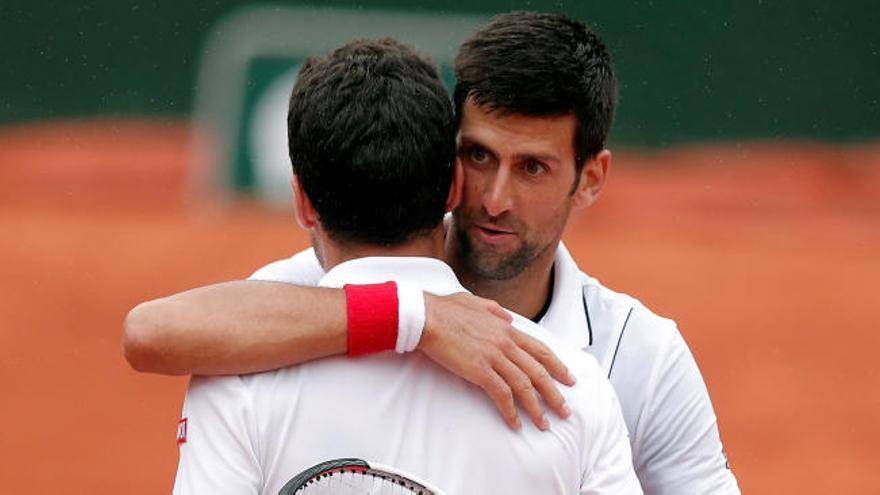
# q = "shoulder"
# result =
<box><xmin>181</xmin><ymin>375</ymin><xmax>256</xmax><ymax>422</ymax></box>
<box><xmin>582</xmin><ymin>274</ymin><xmax>682</xmax><ymax>373</ymax></box>
<box><xmin>510</xmin><ymin>313</ymin><xmax>615</xmax><ymax>417</ymax></box>
<box><xmin>546</xmin><ymin>243</ymin><xmax>682</xmax><ymax>373</ymax></box>
<box><xmin>569</xmin><ymin>268</ymin><xmax>739</xmax><ymax>492</ymax></box>
<box><xmin>511</xmin><ymin>315</ymin><xmax>640</xmax><ymax>489</ymax></box>
<box><xmin>576</xmin><ymin>273</ymin><xmax>703</xmax><ymax>424</ymax></box>
<box><xmin>510</xmin><ymin>313</ymin><xmax>601</xmax><ymax>375</ymax></box>
<box><xmin>248</xmin><ymin>248</ymin><xmax>325</xmax><ymax>285</ymax></box>
<box><xmin>573</xmin><ymin>266</ymin><xmax>696</xmax><ymax>427</ymax></box>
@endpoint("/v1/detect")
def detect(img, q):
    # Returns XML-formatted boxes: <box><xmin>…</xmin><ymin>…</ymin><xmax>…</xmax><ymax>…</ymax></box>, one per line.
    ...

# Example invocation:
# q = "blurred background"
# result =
<box><xmin>1</xmin><ymin>1</ymin><xmax>877</xmax><ymax>493</ymax></box>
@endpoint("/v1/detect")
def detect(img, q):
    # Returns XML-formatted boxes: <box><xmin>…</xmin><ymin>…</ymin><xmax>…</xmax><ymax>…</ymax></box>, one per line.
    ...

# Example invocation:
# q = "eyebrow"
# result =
<box><xmin>513</xmin><ymin>151</ymin><xmax>562</xmax><ymax>165</ymax></box>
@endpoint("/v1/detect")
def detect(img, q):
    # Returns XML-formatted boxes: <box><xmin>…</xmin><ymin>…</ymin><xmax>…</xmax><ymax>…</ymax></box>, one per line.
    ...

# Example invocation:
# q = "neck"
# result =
<box><xmin>445</xmin><ymin>228</ymin><xmax>557</xmax><ymax>320</ymax></box>
<box><xmin>319</xmin><ymin>227</ymin><xmax>446</xmax><ymax>271</ymax></box>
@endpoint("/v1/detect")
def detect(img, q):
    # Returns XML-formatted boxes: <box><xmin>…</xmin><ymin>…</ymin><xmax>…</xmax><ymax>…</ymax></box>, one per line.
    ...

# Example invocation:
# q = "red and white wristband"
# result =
<box><xmin>344</xmin><ymin>281</ymin><xmax>425</xmax><ymax>357</ymax></box>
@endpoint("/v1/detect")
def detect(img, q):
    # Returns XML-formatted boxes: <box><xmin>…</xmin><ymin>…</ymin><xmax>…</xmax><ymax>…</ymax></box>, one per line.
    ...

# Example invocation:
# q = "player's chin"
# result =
<box><xmin>469</xmin><ymin>238</ymin><xmax>513</xmax><ymax>259</ymax></box>
<box><xmin>467</xmin><ymin>251</ymin><xmax>520</xmax><ymax>280</ymax></box>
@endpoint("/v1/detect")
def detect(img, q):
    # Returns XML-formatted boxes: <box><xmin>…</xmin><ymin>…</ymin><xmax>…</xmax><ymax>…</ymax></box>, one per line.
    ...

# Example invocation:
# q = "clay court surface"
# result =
<box><xmin>1</xmin><ymin>120</ymin><xmax>878</xmax><ymax>493</ymax></box>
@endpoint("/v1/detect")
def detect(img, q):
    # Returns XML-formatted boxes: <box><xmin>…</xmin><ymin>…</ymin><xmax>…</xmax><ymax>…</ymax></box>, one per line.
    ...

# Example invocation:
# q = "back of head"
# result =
<box><xmin>288</xmin><ymin>38</ymin><xmax>455</xmax><ymax>246</ymax></box>
<box><xmin>454</xmin><ymin>11</ymin><xmax>618</xmax><ymax>168</ymax></box>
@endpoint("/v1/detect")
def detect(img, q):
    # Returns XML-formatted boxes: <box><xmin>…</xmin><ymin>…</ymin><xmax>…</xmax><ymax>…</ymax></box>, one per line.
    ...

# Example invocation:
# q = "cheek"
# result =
<box><xmin>526</xmin><ymin>196</ymin><xmax>572</xmax><ymax>233</ymax></box>
<box><xmin>460</xmin><ymin>171</ymin><xmax>486</xmax><ymax>205</ymax></box>
<box><xmin>458</xmin><ymin>187</ymin><xmax>481</xmax><ymax>212</ymax></box>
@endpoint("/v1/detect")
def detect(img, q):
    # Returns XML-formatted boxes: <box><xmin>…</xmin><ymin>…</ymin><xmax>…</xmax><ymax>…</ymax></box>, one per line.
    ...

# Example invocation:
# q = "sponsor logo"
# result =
<box><xmin>177</xmin><ymin>417</ymin><xmax>188</xmax><ymax>444</ymax></box>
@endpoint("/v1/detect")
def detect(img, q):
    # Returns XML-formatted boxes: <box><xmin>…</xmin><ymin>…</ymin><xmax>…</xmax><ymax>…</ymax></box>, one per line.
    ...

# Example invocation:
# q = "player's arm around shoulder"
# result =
<box><xmin>560</xmin><ymin>349</ymin><xmax>642</xmax><ymax>495</ymax></box>
<box><xmin>122</xmin><ymin>250</ymin><xmax>348</xmax><ymax>376</ymax></box>
<box><xmin>122</xmin><ymin>280</ymin><xmax>347</xmax><ymax>375</ymax></box>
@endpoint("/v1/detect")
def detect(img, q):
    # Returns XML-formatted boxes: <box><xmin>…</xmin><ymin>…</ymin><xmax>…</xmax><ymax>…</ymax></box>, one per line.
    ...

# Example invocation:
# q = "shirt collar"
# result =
<box><xmin>318</xmin><ymin>256</ymin><xmax>466</xmax><ymax>296</ymax></box>
<box><xmin>537</xmin><ymin>241</ymin><xmax>591</xmax><ymax>349</ymax></box>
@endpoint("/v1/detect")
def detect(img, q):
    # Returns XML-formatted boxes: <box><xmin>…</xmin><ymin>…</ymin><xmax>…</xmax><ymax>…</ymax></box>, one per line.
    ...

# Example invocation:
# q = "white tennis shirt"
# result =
<box><xmin>540</xmin><ymin>245</ymin><xmax>740</xmax><ymax>494</ymax></box>
<box><xmin>245</xmin><ymin>245</ymin><xmax>741</xmax><ymax>494</ymax></box>
<box><xmin>173</xmin><ymin>256</ymin><xmax>642</xmax><ymax>494</ymax></box>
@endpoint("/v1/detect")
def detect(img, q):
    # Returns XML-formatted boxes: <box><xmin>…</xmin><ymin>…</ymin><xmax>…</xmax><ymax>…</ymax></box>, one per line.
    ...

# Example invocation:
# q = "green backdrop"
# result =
<box><xmin>2</xmin><ymin>0</ymin><xmax>878</xmax><ymax>145</ymax></box>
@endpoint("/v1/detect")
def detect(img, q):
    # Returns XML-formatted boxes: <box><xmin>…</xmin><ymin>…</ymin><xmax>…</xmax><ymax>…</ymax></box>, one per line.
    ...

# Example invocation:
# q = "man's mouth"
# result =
<box><xmin>473</xmin><ymin>223</ymin><xmax>516</xmax><ymax>244</ymax></box>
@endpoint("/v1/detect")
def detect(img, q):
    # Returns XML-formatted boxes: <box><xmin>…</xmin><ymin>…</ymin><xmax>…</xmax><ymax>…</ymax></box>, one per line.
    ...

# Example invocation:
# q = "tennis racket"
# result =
<box><xmin>278</xmin><ymin>458</ymin><xmax>444</xmax><ymax>495</ymax></box>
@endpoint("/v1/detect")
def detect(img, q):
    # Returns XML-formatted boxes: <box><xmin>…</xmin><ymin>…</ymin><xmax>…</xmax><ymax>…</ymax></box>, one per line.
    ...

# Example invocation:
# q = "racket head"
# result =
<box><xmin>278</xmin><ymin>457</ymin><xmax>444</xmax><ymax>495</ymax></box>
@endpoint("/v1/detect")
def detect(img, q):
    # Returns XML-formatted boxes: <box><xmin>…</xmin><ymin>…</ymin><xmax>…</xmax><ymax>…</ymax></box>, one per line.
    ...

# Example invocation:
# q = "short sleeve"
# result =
<box><xmin>633</xmin><ymin>329</ymin><xmax>740</xmax><ymax>494</ymax></box>
<box><xmin>172</xmin><ymin>376</ymin><xmax>262</xmax><ymax>495</ymax></box>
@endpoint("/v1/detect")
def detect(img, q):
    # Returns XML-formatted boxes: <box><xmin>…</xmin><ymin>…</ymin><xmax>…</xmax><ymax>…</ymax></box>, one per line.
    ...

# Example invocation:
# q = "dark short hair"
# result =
<box><xmin>288</xmin><ymin>38</ymin><xmax>456</xmax><ymax>245</ymax></box>
<box><xmin>454</xmin><ymin>11</ymin><xmax>618</xmax><ymax>170</ymax></box>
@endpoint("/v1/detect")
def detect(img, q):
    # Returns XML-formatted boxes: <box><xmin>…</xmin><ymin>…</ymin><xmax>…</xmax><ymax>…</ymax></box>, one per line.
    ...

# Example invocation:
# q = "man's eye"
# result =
<box><xmin>524</xmin><ymin>160</ymin><xmax>545</xmax><ymax>176</ymax></box>
<box><xmin>470</xmin><ymin>147</ymin><xmax>488</xmax><ymax>163</ymax></box>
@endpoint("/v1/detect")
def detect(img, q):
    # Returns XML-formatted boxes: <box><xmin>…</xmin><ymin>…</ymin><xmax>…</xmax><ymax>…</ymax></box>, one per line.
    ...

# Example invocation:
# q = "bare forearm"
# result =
<box><xmin>123</xmin><ymin>281</ymin><xmax>346</xmax><ymax>375</ymax></box>
<box><xmin>124</xmin><ymin>280</ymin><xmax>576</xmax><ymax>431</ymax></box>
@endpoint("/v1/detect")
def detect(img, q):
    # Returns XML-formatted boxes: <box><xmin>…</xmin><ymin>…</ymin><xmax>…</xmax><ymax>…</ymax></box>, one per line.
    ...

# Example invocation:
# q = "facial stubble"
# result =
<box><xmin>453</xmin><ymin>214</ymin><xmax>556</xmax><ymax>281</ymax></box>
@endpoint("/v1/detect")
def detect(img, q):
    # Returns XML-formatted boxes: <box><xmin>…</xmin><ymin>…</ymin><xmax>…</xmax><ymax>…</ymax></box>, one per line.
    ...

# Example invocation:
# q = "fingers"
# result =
<box><xmin>484</xmin><ymin>300</ymin><xmax>513</xmax><ymax>323</ymax></box>
<box><xmin>493</xmin><ymin>357</ymin><xmax>549</xmax><ymax>430</ymax></box>
<box><xmin>506</xmin><ymin>345</ymin><xmax>571</xmax><ymax>422</ymax></box>
<box><xmin>511</xmin><ymin>329</ymin><xmax>576</xmax><ymax>386</ymax></box>
<box><xmin>479</xmin><ymin>369</ymin><xmax>521</xmax><ymax>430</ymax></box>
<box><xmin>423</xmin><ymin>292</ymin><xmax>577</xmax><ymax>432</ymax></box>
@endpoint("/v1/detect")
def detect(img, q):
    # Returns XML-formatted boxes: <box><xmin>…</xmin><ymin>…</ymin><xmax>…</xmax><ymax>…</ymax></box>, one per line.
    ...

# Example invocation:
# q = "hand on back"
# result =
<box><xmin>418</xmin><ymin>292</ymin><xmax>575</xmax><ymax>430</ymax></box>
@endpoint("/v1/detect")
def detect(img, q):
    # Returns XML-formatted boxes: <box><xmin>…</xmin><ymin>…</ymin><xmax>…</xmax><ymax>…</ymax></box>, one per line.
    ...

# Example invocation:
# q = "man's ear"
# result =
<box><xmin>573</xmin><ymin>149</ymin><xmax>611</xmax><ymax>209</ymax></box>
<box><xmin>291</xmin><ymin>175</ymin><xmax>318</xmax><ymax>229</ymax></box>
<box><xmin>445</xmin><ymin>159</ymin><xmax>464</xmax><ymax>212</ymax></box>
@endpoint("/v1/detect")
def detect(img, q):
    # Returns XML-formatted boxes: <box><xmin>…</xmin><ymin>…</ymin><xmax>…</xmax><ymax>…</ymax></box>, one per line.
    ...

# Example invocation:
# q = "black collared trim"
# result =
<box><xmin>608</xmin><ymin>307</ymin><xmax>634</xmax><ymax>379</ymax></box>
<box><xmin>581</xmin><ymin>286</ymin><xmax>593</xmax><ymax>346</ymax></box>
<box><xmin>531</xmin><ymin>264</ymin><xmax>555</xmax><ymax>323</ymax></box>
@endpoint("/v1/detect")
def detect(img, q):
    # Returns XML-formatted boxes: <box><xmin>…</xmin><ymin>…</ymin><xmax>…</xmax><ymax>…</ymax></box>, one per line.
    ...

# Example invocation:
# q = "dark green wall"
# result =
<box><xmin>2</xmin><ymin>0</ymin><xmax>878</xmax><ymax>145</ymax></box>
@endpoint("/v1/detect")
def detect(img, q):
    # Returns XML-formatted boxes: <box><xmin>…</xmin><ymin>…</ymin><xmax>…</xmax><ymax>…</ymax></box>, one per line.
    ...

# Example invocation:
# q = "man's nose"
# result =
<box><xmin>482</xmin><ymin>167</ymin><xmax>514</xmax><ymax>218</ymax></box>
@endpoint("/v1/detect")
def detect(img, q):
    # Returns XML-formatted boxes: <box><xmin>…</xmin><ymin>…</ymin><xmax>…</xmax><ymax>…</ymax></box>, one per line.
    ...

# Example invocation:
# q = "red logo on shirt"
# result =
<box><xmin>177</xmin><ymin>418</ymin><xmax>188</xmax><ymax>444</ymax></box>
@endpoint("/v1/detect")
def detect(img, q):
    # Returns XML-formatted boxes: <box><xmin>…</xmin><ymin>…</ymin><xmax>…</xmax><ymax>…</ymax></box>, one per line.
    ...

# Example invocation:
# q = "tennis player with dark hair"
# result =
<box><xmin>172</xmin><ymin>37</ymin><xmax>641</xmax><ymax>494</ymax></box>
<box><xmin>130</xmin><ymin>12</ymin><xmax>738</xmax><ymax>494</ymax></box>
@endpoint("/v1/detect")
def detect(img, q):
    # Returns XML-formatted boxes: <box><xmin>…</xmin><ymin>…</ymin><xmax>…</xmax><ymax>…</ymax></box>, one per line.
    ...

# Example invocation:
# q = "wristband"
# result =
<box><xmin>344</xmin><ymin>282</ymin><xmax>398</xmax><ymax>357</ymax></box>
<box><xmin>395</xmin><ymin>281</ymin><xmax>425</xmax><ymax>353</ymax></box>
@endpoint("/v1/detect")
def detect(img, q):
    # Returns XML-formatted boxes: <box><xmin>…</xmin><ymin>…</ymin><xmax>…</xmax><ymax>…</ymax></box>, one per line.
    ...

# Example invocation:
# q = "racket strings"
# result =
<box><xmin>296</xmin><ymin>469</ymin><xmax>428</xmax><ymax>494</ymax></box>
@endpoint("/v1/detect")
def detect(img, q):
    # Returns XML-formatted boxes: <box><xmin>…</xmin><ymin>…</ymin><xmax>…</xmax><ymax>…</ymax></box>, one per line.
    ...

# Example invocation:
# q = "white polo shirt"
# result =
<box><xmin>248</xmin><ymin>246</ymin><xmax>740</xmax><ymax>494</ymax></box>
<box><xmin>540</xmin><ymin>244</ymin><xmax>740</xmax><ymax>494</ymax></box>
<box><xmin>174</xmin><ymin>256</ymin><xmax>642</xmax><ymax>495</ymax></box>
